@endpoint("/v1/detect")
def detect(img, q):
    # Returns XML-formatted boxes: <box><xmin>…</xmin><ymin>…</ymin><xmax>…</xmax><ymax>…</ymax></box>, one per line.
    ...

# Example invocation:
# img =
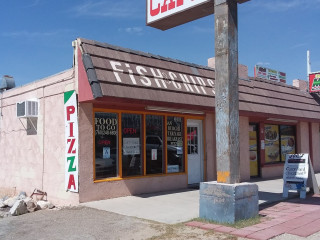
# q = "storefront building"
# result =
<box><xmin>1</xmin><ymin>38</ymin><xmax>320</xmax><ymax>204</ymax></box>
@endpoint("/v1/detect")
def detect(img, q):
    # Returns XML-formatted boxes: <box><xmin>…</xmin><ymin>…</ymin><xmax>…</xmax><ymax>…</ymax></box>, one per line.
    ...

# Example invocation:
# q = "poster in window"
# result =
<box><xmin>280</xmin><ymin>125</ymin><xmax>295</xmax><ymax>161</ymax></box>
<box><xmin>103</xmin><ymin>147</ymin><xmax>110</xmax><ymax>159</ymax></box>
<box><xmin>123</xmin><ymin>138</ymin><xmax>140</xmax><ymax>155</ymax></box>
<box><xmin>265</xmin><ymin>125</ymin><xmax>280</xmax><ymax>163</ymax></box>
<box><xmin>249</xmin><ymin>125</ymin><xmax>258</xmax><ymax>176</ymax></box>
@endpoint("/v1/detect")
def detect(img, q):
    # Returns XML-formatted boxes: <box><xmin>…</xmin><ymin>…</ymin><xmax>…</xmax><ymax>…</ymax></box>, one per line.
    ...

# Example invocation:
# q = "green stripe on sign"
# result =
<box><xmin>64</xmin><ymin>90</ymin><xmax>74</xmax><ymax>104</ymax></box>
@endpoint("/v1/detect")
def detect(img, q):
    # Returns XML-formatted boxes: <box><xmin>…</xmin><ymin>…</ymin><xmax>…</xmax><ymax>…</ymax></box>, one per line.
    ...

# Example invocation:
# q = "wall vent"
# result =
<box><xmin>16</xmin><ymin>101</ymin><xmax>38</xmax><ymax>118</ymax></box>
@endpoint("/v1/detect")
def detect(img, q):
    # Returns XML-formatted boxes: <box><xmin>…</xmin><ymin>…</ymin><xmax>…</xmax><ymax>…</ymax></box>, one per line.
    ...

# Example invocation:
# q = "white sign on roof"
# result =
<box><xmin>254</xmin><ymin>65</ymin><xmax>286</xmax><ymax>84</ymax></box>
<box><xmin>146</xmin><ymin>0</ymin><xmax>213</xmax><ymax>30</ymax></box>
<box><xmin>147</xmin><ymin>0</ymin><xmax>209</xmax><ymax>23</ymax></box>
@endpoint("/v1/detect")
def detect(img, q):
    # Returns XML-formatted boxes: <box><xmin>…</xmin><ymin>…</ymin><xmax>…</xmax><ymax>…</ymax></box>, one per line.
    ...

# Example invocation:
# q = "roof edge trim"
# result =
<box><xmin>82</xmin><ymin>53</ymin><xmax>103</xmax><ymax>99</ymax></box>
<box><xmin>78</xmin><ymin>38</ymin><xmax>214</xmax><ymax>72</ymax></box>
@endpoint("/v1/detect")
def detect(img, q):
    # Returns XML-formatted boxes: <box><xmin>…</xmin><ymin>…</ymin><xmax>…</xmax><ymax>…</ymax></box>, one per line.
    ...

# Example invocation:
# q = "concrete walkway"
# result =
<box><xmin>82</xmin><ymin>174</ymin><xmax>320</xmax><ymax>225</ymax></box>
<box><xmin>187</xmin><ymin>194</ymin><xmax>320</xmax><ymax>239</ymax></box>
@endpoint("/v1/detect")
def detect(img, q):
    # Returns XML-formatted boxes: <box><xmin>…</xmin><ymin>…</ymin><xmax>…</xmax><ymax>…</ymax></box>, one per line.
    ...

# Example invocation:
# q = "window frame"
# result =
<box><xmin>93</xmin><ymin>108</ymin><xmax>199</xmax><ymax>182</ymax></box>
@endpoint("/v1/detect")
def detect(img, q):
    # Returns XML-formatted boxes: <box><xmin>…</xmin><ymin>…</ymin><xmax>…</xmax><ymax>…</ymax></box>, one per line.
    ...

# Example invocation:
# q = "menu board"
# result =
<box><xmin>167</xmin><ymin>116</ymin><xmax>184</xmax><ymax>173</ymax></box>
<box><xmin>265</xmin><ymin>124</ymin><xmax>280</xmax><ymax>163</ymax></box>
<box><xmin>167</xmin><ymin>117</ymin><xmax>183</xmax><ymax>150</ymax></box>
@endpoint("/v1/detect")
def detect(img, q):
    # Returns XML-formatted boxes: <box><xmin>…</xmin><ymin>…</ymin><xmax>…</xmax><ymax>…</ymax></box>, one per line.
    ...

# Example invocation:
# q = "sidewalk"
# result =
<box><xmin>83</xmin><ymin>176</ymin><xmax>319</xmax><ymax>224</ymax></box>
<box><xmin>187</xmin><ymin>194</ymin><xmax>320</xmax><ymax>239</ymax></box>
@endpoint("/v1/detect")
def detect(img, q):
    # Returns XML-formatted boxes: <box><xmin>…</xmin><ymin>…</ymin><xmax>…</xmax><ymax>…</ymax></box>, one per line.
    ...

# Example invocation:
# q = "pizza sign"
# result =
<box><xmin>309</xmin><ymin>72</ymin><xmax>320</xmax><ymax>93</ymax></box>
<box><xmin>64</xmin><ymin>90</ymin><xmax>79</xmax><ymax>192</ymax></box>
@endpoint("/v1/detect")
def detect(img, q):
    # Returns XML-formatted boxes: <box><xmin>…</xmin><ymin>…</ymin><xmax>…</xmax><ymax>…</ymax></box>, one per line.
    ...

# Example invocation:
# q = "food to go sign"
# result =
<box><xmin>147</xmin><ymin>0</ymin><xmax>214</xmax><ymax>30</ymax></box>
<box><xmin>64</xmin><ymin>90</ymin><xmax>79</xmax><ymax>193</ymax></box>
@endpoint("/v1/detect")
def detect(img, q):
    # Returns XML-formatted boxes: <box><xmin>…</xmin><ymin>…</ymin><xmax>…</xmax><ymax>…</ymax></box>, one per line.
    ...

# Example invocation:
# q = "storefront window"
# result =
<box><xmin>146</xmin><ymin>115</ymin><xmax>164</xmax><ymax>174</ymax></box>
<box><xmin>95</xmin><ymin>112</ymin><xmax>118</xmax><ymax>179</ymax></box>
<box><xmin>94</xmin><ymin>110</ymin><xmax>187</xmax><ymax>181</ymax></box>
<box><xmin>121</xmin><ymin>113</ymin><xmax>142</xmax><ymax>177</ymax></box>
<box><xmin>280</xmin><ymin>125</ymin><xmax>296</xmax><ymax>161</ymax></box>
<box><xmin>265</xmin><ymin>124</ymin><xmax>296</xmax><ymax>164</ymax></box>
<box><xmin>167</xmin><ymin>116</ymin><xmax>184</xmax><ymax>173</ymax></box>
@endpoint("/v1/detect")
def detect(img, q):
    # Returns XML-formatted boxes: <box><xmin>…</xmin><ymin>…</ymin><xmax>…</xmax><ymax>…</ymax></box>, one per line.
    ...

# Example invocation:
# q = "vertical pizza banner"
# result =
<box><xmin>309</xmin><ymin>72</ymin><xmax>320</xmax><ymax>93</ymax></box>
<box><xmin>64</xmin><ymin>90</ymin><xmax>79</xmax><ymax>192</ymax></box>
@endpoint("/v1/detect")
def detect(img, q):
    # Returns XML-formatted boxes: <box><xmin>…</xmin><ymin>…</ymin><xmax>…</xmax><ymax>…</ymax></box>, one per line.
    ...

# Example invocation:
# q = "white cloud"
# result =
<box><xmin>291</xmin><ymin>42</ymin><xmax>308</xmax><ymax>49</ymax></box>
<box><xmin>71</xmin><ymin>1</ymin><xmax>142</xmax><ymax>18</ymax></box>
<box><xmin>256</xmin><ymin>62</ymin><xmax>271</xmax><ymax>66</ymax></box>
<box><xmin>125</xmin><ymin>27</ymin><xmax>143</xmax><ymax>34</ymax></box>
<box><xmin>2</xmin><ymin>29</ymin><xmax>72</xmax><ymax>38</ymax></box>
<box><xmin>250</xmin><ymin>0</ymin><xmax>320</xmax><ymax>12</ymax></box>
<box><xmin>26</xmin><ymin>0</ymin><xmax>42</xmax><ymax>7</ymax></box>
<box><xmin>118</xmin><ymin>27</ymin><xmax>143</xmax><ymax>35</ymax></box>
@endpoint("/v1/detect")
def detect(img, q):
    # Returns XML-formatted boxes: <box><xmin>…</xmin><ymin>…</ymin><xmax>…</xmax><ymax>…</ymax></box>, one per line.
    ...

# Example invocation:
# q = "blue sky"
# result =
<box><xmin>1</xmin><ymin>0</ymin><xmax>320</xmax><ymax>87</ymax></box>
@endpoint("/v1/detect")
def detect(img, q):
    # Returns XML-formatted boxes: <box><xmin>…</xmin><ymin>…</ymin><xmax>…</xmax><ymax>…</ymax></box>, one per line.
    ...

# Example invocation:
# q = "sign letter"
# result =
<box><xmin>150</xmin><ymin>0</ymin><xmax>161</xmax><ymax>16</ymax></box>
<box><xmin>66</xmin><ymin>106</ymin><xmax>75</xmax><ymax>121</ymax></box>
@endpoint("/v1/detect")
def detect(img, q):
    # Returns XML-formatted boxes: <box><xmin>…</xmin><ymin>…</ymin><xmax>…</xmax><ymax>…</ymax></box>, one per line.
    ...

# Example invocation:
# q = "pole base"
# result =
<box><xmin>199</xmin><ymin>181</ymin><xmax>259</xmax><ymax>224</ymax></box>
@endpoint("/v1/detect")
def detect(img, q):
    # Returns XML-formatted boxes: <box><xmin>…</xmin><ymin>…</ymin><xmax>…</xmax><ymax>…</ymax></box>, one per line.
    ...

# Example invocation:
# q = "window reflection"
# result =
<box><xmin>167</xmin><ymin>116</ymin><xmax>184</xmax><ymax>173</ymax></box>
<box><xmin>121</xmin><ymin>113</ymin><xmax>142</xmax><ymax>177</ymax></box>
<box><xmin>146</xmin><ymin>115</ymin><xmax>164</xmax><ymax>174</ymax></box>
<box><xmin>187</xmin><ymin>127</ymin><xmax>198</xmax><ymax>154</ymax></box>
<box><xmin>95</xmin><ymin>112</ymin><xmax>118</xmax><ymax>179</ymax></box>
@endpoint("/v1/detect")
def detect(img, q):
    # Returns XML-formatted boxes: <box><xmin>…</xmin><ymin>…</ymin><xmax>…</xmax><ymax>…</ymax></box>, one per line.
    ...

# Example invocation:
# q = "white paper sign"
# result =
<box><xmin>103</xmin><ymin>147</ymin><xmax>110</xmax><ymax>159</ymax></box>
<box><xmin>152</xmin><ymin>149</ymin><xmax>157</xmax><ymax>160</ymax></box>
<box><xmin>123</xmin><ymin>138</ymin><xmax>140</xmax><ymax>155</ymax></box>
<box><xmin>167</xmin><ymin>165</ymin><xmax>179</xmax><ymax>173</ymax></box>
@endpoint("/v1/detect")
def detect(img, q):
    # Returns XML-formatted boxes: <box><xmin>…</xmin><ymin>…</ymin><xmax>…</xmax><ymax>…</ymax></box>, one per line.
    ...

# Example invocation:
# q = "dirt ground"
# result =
<box><xmin>0</xmin><ymin>206</ymin><xmax>238</xmax><ymax>240</ymax></box>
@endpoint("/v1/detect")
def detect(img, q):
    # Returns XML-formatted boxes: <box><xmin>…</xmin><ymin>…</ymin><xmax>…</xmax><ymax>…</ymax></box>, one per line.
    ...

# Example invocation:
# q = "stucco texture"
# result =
<box><xmin>0</xmin><ymin>69</ymin><xmax>79</xmax><ymax>205</ymax></box>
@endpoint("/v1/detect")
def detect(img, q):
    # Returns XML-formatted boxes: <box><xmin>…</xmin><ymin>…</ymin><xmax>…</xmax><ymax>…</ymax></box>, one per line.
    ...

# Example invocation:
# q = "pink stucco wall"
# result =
<box><xmin>261</xmin><ymin>165</ymin><xmax>284</xmax><ymax>179</ymax></box>
<box><xmin>297</xmin><ymin>121</ymin><xmax>310</xmax><ymax>153</ymax></box>
<box><xmin>311</xmin><ymin>123</ymin><xmax>320</xmax><ymax>172</ymax></box>
<box><xmin>0</xmin><ymin>69</ymin><xmax>79</xmax><ymax>205</ymax></box>
<box><xmin>205</xmin><ymin>113</ymin><xmax>216</xmax><ymax>181</ymax></box>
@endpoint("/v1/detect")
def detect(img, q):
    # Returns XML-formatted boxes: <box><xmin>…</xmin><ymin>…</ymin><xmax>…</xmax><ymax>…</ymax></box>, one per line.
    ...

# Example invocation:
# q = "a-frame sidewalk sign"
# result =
<box><xmin>283</xmin><ymin>153</ymin><xmax>319</xmax><ymax>199</ymax></box>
